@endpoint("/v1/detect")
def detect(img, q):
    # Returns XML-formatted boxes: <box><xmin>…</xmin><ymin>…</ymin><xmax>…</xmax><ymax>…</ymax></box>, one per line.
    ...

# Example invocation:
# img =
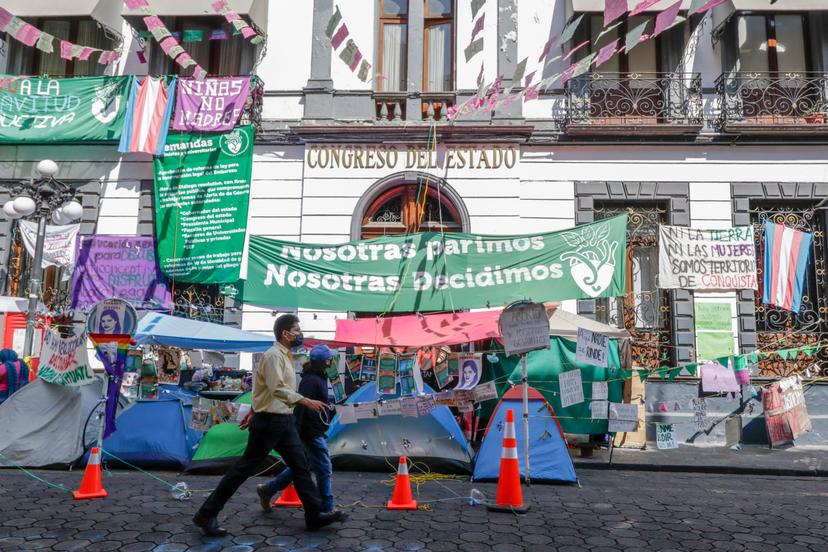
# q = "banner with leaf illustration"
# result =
<box><xmin>226</xmin><ymin>215</ymin><xmax>627</xmax><ymax>312</ymax></box>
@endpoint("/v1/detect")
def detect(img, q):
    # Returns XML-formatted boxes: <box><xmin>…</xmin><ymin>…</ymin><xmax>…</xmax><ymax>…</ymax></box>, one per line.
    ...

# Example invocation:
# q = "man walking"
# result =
<box><xmin>193</xmin><ymin>315</ymin><xmax>345</xmax><ymax>535</ymax></box>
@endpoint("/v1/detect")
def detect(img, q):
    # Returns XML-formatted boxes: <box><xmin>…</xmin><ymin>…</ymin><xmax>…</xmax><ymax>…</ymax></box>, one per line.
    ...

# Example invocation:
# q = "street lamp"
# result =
<box><xmin>1</xmin><ymin>160</ymin><xmax>82</xmax><ymax>357</ymax></box>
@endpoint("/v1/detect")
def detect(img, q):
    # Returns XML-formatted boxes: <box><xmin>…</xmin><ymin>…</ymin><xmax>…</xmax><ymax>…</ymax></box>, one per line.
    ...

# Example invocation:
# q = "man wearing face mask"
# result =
<box><xmin>193</xmin><ymin>314</ymin><xmax>345</xmax><ymax>535</ymax></box>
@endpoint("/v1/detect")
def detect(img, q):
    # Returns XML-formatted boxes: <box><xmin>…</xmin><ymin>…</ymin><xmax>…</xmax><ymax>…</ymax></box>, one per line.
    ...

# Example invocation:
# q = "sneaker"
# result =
<box><xmin>305</xmin><ymin>509</ymin><xmax>346</xmax><ymax>531</ymax></box>
<box><xmin>256</xmin><ymin>484</ymin><xmax>273</xmax><ymax>513</ymax></box>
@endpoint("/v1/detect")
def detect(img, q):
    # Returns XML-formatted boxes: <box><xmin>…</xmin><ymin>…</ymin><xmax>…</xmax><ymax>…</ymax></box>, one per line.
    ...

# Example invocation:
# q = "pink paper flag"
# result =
<box><xmin>98</xmin><ymin>51</ymin><xmax>111</xmax><ymax>65</ymax></box>
<box><xmin>211</xmin><ymin>0</ymin><xmax>229</xmax><ymax>11</ymax></box>
<box><xmin>109</xmin><ymin>50</ymin><xmax>122</xmax><ymax>62</ymax></box>
<box><xmin>595</xmin><ymin>38</ymin><xmax>620</xmax><ymax>68</ymax></box>
<box><xmin>658</xmin><ymin>402</ymin><xmax>669</xmax><ymax>413</ymax></box>
<box><xmin>193</xmin><ymin>66</ymin><xmax>208</xmax><ymax>81</ymax></box>
<box><xmin>124</xmin><ymin>0</ymin><xmax>150</xmax><ymax>9</ymax></box>
<box><xmin>224</xmin><ymin>12</ymin><xmax>242</xmax><ymax>21</ymax></box>
<box><xmin>524</xmin><ymin>71</ymin><xmax>536</xmax><ymax>88</ymax></box>
<box><xmin>349</xmin><ymin>49</ymin><xmax>363</xmax><ymax>71</ymax></box>
<box><xmin>471</xmin><ymin>14</ymin><xmax>485</xmax><ymax>40</ymax></box>
<box><xmin>653</xmin><ymin>1</ymin><xmax>682</xmax><ymax>38</ymax></box>
<box><xmin>476</xmin><ymin>63</ymin><xmax>485</xmax><ymax>86</ymax></box>
<box><xmin>630</xmin><ymin>0</ymin><xmax>661</xmax><ymax>16</ymax></box>
<box><xmin>176</xmin><ymin>52</ymin><xmax>196</xmax><ymax>68</ymax></box>
<box><xmin>563</xmin><ymin>40</ymin><xmax>589</xmax><ymax>61</ymax></box>
<box><xmin>331</xmin><ymin>24</ymin><xmax>349</xmax><ymax>49</ymax></box>
<box><xmin>159</xmin><ymin>36</ymin><xmax>177</xmax><ymax>55</ymax></box>
<box><xmin>78</xmin><ymin>47</ymin><xmax>96</xmax><ymax>61</ymax></box>
<box><xmin>735</xmin><ymin>369</ymin><xmax>751</xmax><ymax>385</ymax></box>
<box><xmin>701</xmin><ymin>362</ymin><xmax>740</xmax><ymax>394</ymax></box>
<box><xmin>538</xmin><ymin>34</ymin><xmax>560</xmax><ymax>63</ymax></box>
<box><xmin>0</xmin><ymin>8</ymin><xmax>13</xmax><ymax>32</ymax></box>
<box><xmin>60</xmin><ymin>40</ymin><xmax>74</xmax><ymax>61</ymax></box>
<box><xmin>559</xmin><ymin>63</ymin><xmax>579</xmax><ymax>87</ymax></box>
<box><xmin>143</xmin><ymin>16</ymin><xmax>164</xmax><ymax>30</ymax></box>
<box><xmin>604</xmin><ymin>0</ymin><xmax>627</xmax><ymax>27</ymax></box>
<box><xmin>16</xmin><ymin>23</ymin><xmax>41</xmax><ymax>47</ymax></box>
<box><xmin>241</xmin><ymin>27</ymin><xmax>256</xmax><ymax>39</ymax></box>
<box><xmin>136</xmin><ymin>50</ymin><xmax>147</xmax><ymax>64</ymax></box>
<box><xmin>524</xmin><ymin>84</ymin><xmax>539</xmax><ymax>102</ymax></box>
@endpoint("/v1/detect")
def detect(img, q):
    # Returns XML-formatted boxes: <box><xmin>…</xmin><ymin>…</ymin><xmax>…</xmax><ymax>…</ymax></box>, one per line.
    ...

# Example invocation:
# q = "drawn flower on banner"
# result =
<box><xmin>560</xmin><ymin>222</ymin><xmax>619</xmax><ymax>298</ymax></box>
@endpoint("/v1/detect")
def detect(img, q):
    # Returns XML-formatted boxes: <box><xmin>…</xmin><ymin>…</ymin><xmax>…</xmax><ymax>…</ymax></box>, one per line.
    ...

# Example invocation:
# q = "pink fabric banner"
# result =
<box><xmin>595</xmin><ymin>38</ymin><xmax>620</xmax><ymax>68</ymax></box>
<box><xmin>124</xmin><ymin>0</ymin><xmax>150</xmax><ymax>9</ymax></box>
<box><xmin>98</xmin><ymin>51</ymin><xmax>111</xmax><ymax>65</ymax></box>
<box><xmin>60</xmin><ymin>40</ymin><xmax>73</xmax><ymax>61</ymax></box>
<box><xmin>335</xmin><ymin>309</ymin><xmax>503</xmax><ymax>347</ymax></box>
<box><xmin>16</xmin><ymin>23</ymin><xmax>41</xmax><ymax>47</ymax></box>
<box><xmin>159</xmin><ymin>36</ymin><xmax>177</xmax><ymax>55</ymax></box>
<box><xmin>604</xmin><ymin>0</ymin><xmax>627</xmax><ymax>27</ymax></box>
<box><xmin>224</xmin><ymin>12</ymin><xmax>242</xmax><ymax>21</ymax></box>
<box><xmin>173</xmin><ymin>76</ymin><xmax>250</xmax><ymax>131</ymax></box>
<box><xmin>653</xmin><ymin>1</ymin><xmax>683</xmax><ymax>37</ymax></box>
<box><xmin>471</xmin><ymin>14</ymin><xmax>485</xmax><ymax>40</ymax></box>
<box><xmin>538</xmin><ymin>33</ymin><xmax>560</xmax><ymax>63</ymax></box>
<box><xmin>241</xmin><ymin>27</ymin><xmax>256</xmax><ymax>39</ymax></box>
<box><xmin>143</xmin><ymin>16</ymin><xmax>164</xmax><ymax>30</ymax></box>
<box><xmin>0</xmin><ymin>8</ymin><xmax>13</xmax><ymax>32</ymax></box>
<box><xmin>701</xmin><ymin>362</ymin><xmax>740</xmax><ymax>393</ymax></box>
<box><xmin>524</xmin><ymin>84</ymin><xmax>540</xmax><ymax>102</ymax></box>
<box><xmin>564</xmin><ymin>40</ymin><xmax>589</xmax><ymax>61</ymax></box>
<box><xmin>78</xmin><ymin>47</ymin><xmax>96</xmax><ymax>61</ymax></box>
<box><xmin>524</xmin><ymin>70</ymin><xmax>536</xmax><ymax>88</ymax></box>
<box><xmin>136</xmin><ymin>50</ymin><xmax>147</xmax><ymax>64</ymax></box>
<box><xmin>349</xmin><ymin>49</ymin><xmax>362</xmax><ymax>71</ymax></box>
<box><xmin>176</xmin><ymin>52</ymin><xmax>196</xmax><ymax>68</ymax></box>
<box><xmin>331</xmin><ymin>23</ymin><xmax>349</xmax><ymax>49</ymax></box>
<box><xmin>630</xmin><ymin>0</ymin><xmax>661</xmax><ymax>16</ymax></box>
<box><xmin>211</xmin><ymin>0</ymin><xmax>229</xmax><ymax>11</ymax></box>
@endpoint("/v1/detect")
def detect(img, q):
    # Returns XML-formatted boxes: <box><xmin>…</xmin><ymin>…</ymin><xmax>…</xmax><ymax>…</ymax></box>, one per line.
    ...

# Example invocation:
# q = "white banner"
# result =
<box><xmin>37</xmin><ymin>326</ymin><xmax>94</xmax><ymax>386</ymax></box>
<box><xmin>18</xmin><ymin>220</ymin><xmax>80</xmax><ymax>269</ymax></box>
<box><xmin>658</xmin><ymin>225</ymin><xmax>757</xmax><ymax>290</ymax></box>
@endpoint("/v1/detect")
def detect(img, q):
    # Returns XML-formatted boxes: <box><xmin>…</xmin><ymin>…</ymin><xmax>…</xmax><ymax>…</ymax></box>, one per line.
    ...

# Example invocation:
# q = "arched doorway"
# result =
<box><xmin>350</xmin><ymin>172</ymin><xmax>469</xmax><ymax>240</ymax></box>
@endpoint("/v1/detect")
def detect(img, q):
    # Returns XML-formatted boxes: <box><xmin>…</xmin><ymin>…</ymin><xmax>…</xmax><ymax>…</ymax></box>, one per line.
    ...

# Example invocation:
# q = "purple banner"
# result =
<box><xmin>71</xmin><ymin>235</ymin><xmax>172</xmax><ymax>310</ymax></box>
<box><xmin>172</xmin><ymin>77</ymin><xmax>250</xmax><ymax>132</ymax></box>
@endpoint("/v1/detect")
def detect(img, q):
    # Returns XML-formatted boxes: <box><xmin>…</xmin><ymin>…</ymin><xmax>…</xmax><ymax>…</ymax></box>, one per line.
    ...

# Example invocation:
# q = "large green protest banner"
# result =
<box><xmin>0</xmin><ymin>76</ymin><xmax>130</xmax><ymax>142</ymax></box>
<box><xmin>228</xmin><ymin>215</ymin><xmax>628</xmax><ymax>312</ymax></box>
<box><xmin>154</xmin><ymin>126</ymin><xmax>254</xmax><ymax>284</ymax></box>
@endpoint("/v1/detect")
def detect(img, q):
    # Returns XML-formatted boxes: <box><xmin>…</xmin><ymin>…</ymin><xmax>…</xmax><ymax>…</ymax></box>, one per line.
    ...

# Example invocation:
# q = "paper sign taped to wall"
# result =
<box><xmin>559</xmin><ymin>369</ymin><xmax>585</xmax><ymax>408</ymax></box>
<box><xmin>576</xmin><ymin>327</ymin><xmax>608</xmax><ymax>367</ymax></box>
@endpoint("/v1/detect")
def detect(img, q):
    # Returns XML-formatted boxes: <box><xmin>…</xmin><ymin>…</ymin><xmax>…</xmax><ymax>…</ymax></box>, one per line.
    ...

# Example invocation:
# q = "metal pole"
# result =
<box><xmin>522</xmin><ymin>353</ymin><xmax>531</xmax><ymax>485</ymax></box>
<box><xmin>95</xmin><ymin>369</ymin><xmax>109</xmax><ymax>450</ymax></box>
<box><xmin>22</xmin><ymin>208</ymin><xmax>47</xmax><ymax>358</ymax></box>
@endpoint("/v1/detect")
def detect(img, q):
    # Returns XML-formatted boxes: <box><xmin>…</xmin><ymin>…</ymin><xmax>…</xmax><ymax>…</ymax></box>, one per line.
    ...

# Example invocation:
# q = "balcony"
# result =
<box><xmin>374</xmin><ymin>92</ymin><xmax>455</xmax><ymax>122</ymax></box>
<box><xmin>716</xmin><ymin>72</ymin><xmax>828</xmax><ymax>135</ymax></box>
<box><xmin>564</xmin><ymin>72</ymin><xmax>703</xmax><ymax>136</ymax></box>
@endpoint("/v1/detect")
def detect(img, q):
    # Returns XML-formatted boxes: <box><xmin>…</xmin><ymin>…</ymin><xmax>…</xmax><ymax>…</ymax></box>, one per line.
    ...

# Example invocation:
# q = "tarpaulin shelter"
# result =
<box><xmin>134</xmin><ymin>313</ymin><xmax>274</xmax><ymax>352</ymax></box>
<box><xmin>186</xmin><ymin>391</ymin><xmax>280</xmax><ymax>474</ymax></box>
<box><xmin>89</xmin><ymin>385</ymin><xmax>202</xmax><ymax>470</ymax></box>
<box><xmin>327</xmin><ymin>382</ymin><xmax>473</xmax><ymax>473</ymax></box>
<box><xmin>0</xmin><ymin>379</ymin><xmax>102</xmax><ymax>468</ymax></box>
<box><xmin>473</xmin><ymin>386</ymin><xmax>576</xmax><ymax>483</ymax></box>
<box><xmin>335</xmin><ymin>309</ymin><xmax>501</xmax><ymax>347</ymax></box>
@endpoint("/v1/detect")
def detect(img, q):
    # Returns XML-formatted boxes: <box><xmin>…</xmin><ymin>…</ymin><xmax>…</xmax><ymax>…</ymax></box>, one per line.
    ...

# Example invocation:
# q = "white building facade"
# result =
<box><xmin>1</xmin><ymin>0</ymin><xmax>827</xmax><ymax>397</ymax></box>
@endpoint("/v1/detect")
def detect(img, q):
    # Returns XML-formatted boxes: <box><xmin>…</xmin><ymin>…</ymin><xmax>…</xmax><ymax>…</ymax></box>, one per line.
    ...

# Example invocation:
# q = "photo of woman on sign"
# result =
<box><xmin>98</xmin><ymin>310</ymin><xmax>122</xmax><ymax>334</ymax></box>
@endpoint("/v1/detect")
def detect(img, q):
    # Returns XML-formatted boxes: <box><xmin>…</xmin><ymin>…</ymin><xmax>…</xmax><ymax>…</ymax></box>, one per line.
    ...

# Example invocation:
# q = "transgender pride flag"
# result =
<box><xmin>763</xmin><ymin>221</ymin><xmax>813</xmax><ymax>313</ymax></box>
<box><xmin>118</xmin><ymin>76</ymin><xmax>176</xmax><ymax>156</ymax></box>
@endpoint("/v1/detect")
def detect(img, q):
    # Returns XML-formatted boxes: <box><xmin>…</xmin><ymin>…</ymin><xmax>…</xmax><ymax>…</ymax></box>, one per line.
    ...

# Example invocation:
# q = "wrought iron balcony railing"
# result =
<box><xmin>565</xmin><ymin>72</ymin><xmax>703</xmax><ymax>133</ymax></box>
<box><xmin>716</xmin><ymin>72</ymin><xmax>828</xmax><ymax>131</ymax></box>
<box><xmin>374</xmin><ymin>92</ymin><xmax>455</xmax><ymax>122</ymax></box>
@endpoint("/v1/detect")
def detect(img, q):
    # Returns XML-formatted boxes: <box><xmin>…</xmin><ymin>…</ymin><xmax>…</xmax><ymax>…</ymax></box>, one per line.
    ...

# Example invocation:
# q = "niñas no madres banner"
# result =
<box><xmin>225</xmin><ymin>216</ymin><xmax>628</xmax><ymax>312</ymax></box>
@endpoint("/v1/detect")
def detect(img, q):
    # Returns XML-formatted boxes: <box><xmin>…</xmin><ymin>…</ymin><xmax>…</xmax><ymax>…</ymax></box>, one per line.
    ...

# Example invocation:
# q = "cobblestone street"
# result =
<box><xmin>1</xmin><ymin>468</ymin><xmax>826</xmax><ymax>552</ymax></box>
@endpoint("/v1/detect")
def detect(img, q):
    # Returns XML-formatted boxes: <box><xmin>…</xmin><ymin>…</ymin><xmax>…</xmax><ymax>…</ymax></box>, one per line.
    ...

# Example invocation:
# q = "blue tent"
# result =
<box><xmin>94</xmin><ymin>385</ymin><xmax>203</xmax><ymax>470</ymax></box>
<box><xmin>134</xmin><ymin>313</ymin><xmax>274</xmax><ymax>352</ymax></box>
<box><xmin>473</xmin><ymin>386</ymin><xmax>577</xmax><ymax>483</ymax></box>
<box><xmin>327</xmin><ymin>383</ymin><xmax>473</xmax><ymax>474</ymax></box>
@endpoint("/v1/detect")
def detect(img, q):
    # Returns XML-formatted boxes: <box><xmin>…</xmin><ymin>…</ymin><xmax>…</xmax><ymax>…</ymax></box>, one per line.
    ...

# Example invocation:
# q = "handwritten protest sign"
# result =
<box><xmin>18</xmin><ymin>221</ymin><xmax>79</xmax><ymax>269</ymax></box>
<box><xmin>608</xmin><ymin>402</ymin><xmax>638</xmax><ymax>433</ymax></box>
<box><xmin>173</xmin><ymin>77</ymin><xmax>250</xmax><ymax>132</ymax></box>
<box><xmin>37</xmin><ymin>327</ymin><xmax>94</xmax><ymax>386</ymax></box>
<box><xmin>499</xmin><ymin>302</ymin><xmax>550</xmax><ymax>356</ymax></box>
<box><xmin>559</xmin><ymin>369</ymin><xmax>585</xmax><ymax>408</ymax></box>
<box><xmin>576</xmin><ymin>328</ymin><xmax>608</xmax><ymax>367</ymax></box>
<box><xmin>656</xmin><ymin>424</ymin><xmax>678</xmax><ymax>449</ymax></box>
<box><xmin>762</xmin><ymin>376</ymin><xmax>812</xmax><ymax>447</ymax></box>
<box><xmin>659</xmin><ymin>225</ymin><xmax>757</xmax><ymax>290</ymax></box>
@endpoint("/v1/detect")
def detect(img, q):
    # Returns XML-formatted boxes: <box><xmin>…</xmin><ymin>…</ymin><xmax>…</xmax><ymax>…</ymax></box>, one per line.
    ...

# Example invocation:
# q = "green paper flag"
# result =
<box><xmin>36</xmin><ymin>32</ymin><xmax>54</xmax><ymax>53</ymax></box>
<box><xmin>326</xmin><ymin>6</ymin><xmax>343</xmax><ymax>39</ymax></box>
<box><xmin>183</xmin><ymin>29</ymin><xmax>204</xmax><ymax>42</ymax></box>
<box><xmin>637</xmin><ymin>369</ymin><xmax>649</xmax><ymax>381</ymax></box>
<box><xmin>732</xmin><ymin>355</ymin><xmax>749</xmax><ymax>372</ymax></box>
<box><xmin>684</xmin><ymin>364</ymin><xmax>697</xmax><ymax>377</ymax></box>
<box><xmin>357</xmin><ymin>59</ymin><xmax>371</xmax><ymax>82</ymax></box>
<box><xmin>749</xmin><ymin>352</ymin><xmax>759</xmax><ymax>363</ymax></box>
<box><xmin>339</xmin><ymin>39</ymin><xmax>359</xmax><ymax>67</ymax></box>
<box><xmin>559</xmin><ymin>14</ymin><xmax>584</xmax><ymax>44</ymax></box>
<box><xmin>625</xmin><ymin>18</ymin><xmax>649</xmax><ymax>54</ymax></box>
<box><xmin>715</xmin><ymin>356</ymin><xmax>731</xmax><ymax>369</ymax></box>
<box><xmin>667</xmin><ymin>367</ymin><xmax>681</xmax><ymax>382</ymax></box>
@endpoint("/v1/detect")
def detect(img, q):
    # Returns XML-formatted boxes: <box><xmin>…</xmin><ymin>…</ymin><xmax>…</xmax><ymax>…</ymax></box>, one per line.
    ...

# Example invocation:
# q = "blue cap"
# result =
<box><xmin>309</xmin><ymin>344</ymin><xmax>336</xmax><ymax>362</ymax></box>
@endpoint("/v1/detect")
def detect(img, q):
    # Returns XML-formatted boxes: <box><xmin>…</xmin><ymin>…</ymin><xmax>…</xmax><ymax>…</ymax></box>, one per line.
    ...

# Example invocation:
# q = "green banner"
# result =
<box><xmin>154</xmin><ymin>126</ymin><xmax>254</xmax><ymax>284</ymax></box>
<box><xmin>230</xmin><ymin>215</ymin><xmax>627</xmax><ymax>311</ymax></box>
<box><xmin>0</xmin><ymin>76</ymin><xmax>130</xmax><ymax>142</ymax></box>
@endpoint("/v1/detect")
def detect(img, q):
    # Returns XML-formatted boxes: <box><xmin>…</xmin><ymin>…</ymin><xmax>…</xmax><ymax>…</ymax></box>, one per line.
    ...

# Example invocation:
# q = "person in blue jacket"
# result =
<box><xmin>0</xmin><ymin>349</ymin><xmax>29</xmax><ymax>404</ymax></box>
<box><xmin>255</xmin><ymin>344</ymin><xmax>336</xmax><ymax>513</ymax></box>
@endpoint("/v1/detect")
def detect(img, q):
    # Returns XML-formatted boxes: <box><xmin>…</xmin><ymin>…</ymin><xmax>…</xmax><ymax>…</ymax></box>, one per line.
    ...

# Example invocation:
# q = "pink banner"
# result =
<box><xmin>173</xmin><ymin>76</ymin><xmax>250</xmax><ymax>132</ymax></box>
<box><xmin>563</xmin><ymin>40</ymin><xmax>589</xmax><ymax>61</ymax></box>
<box><xmin>124</xmin><ymin>0</ymin><xmax>150</xmax><ymax>9</ymax></box>
<box><xmin>211</xmin><ymin>0</ymin><xmax>229</xmax><ymax>11</ymax></box>
<box><xmin>525</xmin><ymin>84</ymin><xmax>540</xmax><ymax>102</ymax></box>
<box><xmin>595</xmin><ymin>38</ymin><xmax>620</xmax><ymax>68</ymax></box>
<box><xmin>193</xmin><ymin>67</ymin><xmax>208</xmax><ymax>81</ymax></box>
<box><xmin>224</xmin><ymin>12</ymin><xmax>242</xmax><ymax>21</ymax></box>
<box><xmin>78</xmin><ymin>47</ymin><xmax>96</xmax><ymax>61</ymax></box>
<box><xmin>349</xmin><ymin>49</ymin><xmax>362</xmax><ymax>71</ymax></box>
<box><xmin>16</xmin><ymin>23</ymin><xmax>41</xmax><ymax>47</ymax></box>
<box><xmin>143</xmin><ymin>16</ymin><xmax>164</xmax><ymax>30</ymax></box>
<box><xmin>653</xmin><ymin>1</ymin><xmax>682</xmax><ymax>37</ymax></box>
<box><xmin>159</xmin><ymin>36</ymin><xmax>177</xmax><ymax>55</ymax></box>
<box><xmin>331</xmin><ymin>23</ymin><xmax>349</xmax><ymax>49</ymax></box>
<box><xmin>176</xmin><ymin>52</ymin><xmax>196</xmax><ymax>68</ymax></box>
<box><xmin>524</xmin><ymin>71</ymin><xmax>536</xmax><ymax>88</ymax></box>
<box><xmin>241</xmin><ymin>27</ymin><xmax>256</xmax><ymax>39</ymax></box>
<box><xmin>471</xmin><ymin>14</ymin><xmax>485</xmax><ymax>40</ymax></box>
<box><xmin>538</xmin><ymin>34</ymin><xmax>559</xmax><ymax>63</ymax></box>
<box><xmin>60</xmin><ymin>40</ymin><xmax>73</xmax><ymax>61</ymax></box>
<box><xmin>604</xmin><ymin>0</ymin><xmax>627</xmax><ymax>27</ymax></box>
<box><xmin>0</xmin><ymin>8</ymin><xmax>13</xmax><ymax>32</ymax></box>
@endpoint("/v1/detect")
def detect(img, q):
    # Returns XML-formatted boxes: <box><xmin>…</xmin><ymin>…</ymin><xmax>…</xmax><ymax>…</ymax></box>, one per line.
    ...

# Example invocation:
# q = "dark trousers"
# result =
<box><xmin>198</xmin><ymin>412</ymin><xmax>322</xmax><ymax>518</ymax></box>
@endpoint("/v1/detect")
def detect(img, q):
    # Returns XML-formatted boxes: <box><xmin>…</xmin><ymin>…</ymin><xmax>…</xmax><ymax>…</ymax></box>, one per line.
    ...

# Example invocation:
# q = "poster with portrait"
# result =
<box><xmin>86</xmin><ymin>298</ymin><xmax>138</xmax><ymax>336</ymax></box>
<box><xmin>455</xmin><ymin>354</ymin><xmax>483</xmax><ymax>390</ymax></box>
<box><xmin>157</xmin><ymin>347</ymin><xmax>181</xmax><ymax>385</ymax></box>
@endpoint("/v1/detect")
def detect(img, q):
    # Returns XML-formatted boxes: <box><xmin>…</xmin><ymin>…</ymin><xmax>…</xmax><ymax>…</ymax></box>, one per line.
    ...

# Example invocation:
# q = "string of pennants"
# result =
<box><xmin>451</xmin><ymin>0</ymin><xmax>729</xmax><ymax>119</ymax></box>
<box><xmin>0</xmin><ymin>7</ymin><xmax>122</xmax><ymax>66</ymax></box>
<box><xmin>326</xmin><ymin>6</ymin><xmax>372</xmax><ymax>83</ymax></box>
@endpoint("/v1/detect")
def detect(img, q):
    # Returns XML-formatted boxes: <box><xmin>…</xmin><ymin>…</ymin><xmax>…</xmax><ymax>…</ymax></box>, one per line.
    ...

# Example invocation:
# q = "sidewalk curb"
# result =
<box><xmin>573</xmin><ymin>461</ymin><xmax>827</xmax><ymax>478</ymax></box>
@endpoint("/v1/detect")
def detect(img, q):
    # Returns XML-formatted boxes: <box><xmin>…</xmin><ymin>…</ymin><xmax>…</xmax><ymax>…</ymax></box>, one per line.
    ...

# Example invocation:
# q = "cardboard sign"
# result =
<box><xmin>378</xmin><ymin>399</ymin><xmax>402</xmax><ymax>416</ymax></box>
<box><xmin>763</xmin><ymin>377</ymin><xmax>812</xmax><ymax>447</ymax></box>
<box><xmin>576</xmin><ymin>328</ymin><xmax>608</xmax><ymax>367</ymax></box>
<box><xmin>499</xmin><ymin>302</ymin><xmax>550</xmax><ymax>356</ymax></box>
<box><xmin>401</xmin><ymin>397</ymin><xmax>419</xmax><ymax>417</ymax></box>
<box><xmin>559</xmin><ymin>369</ymin><xmax>585</xmax><ymax>408</ymax></box>
<box><xmin>608</xmin><ymin>402</ymin><xmax>638</xmax><ymax>433</ymax></box>
<box><xmin>354</xmin><ymin>402</ymin><xmax>378</xmax><ymax>419</ymax></box>
<box><xmin>656</xmin><ymin>424</ymin><xmax>678</xmax><ymax>449</ymax></box>
<box><xmin>472</xmin><ymin>381</ymin><xmax>498</xmax><ymax>402</ymax></box>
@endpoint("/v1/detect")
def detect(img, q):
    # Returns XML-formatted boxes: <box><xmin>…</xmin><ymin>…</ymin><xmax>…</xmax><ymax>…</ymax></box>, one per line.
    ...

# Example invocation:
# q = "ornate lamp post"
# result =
<box><xmin>1</xmin><ymin>160</ymin><xmax>83</xmax><ymax>357</ymax></box>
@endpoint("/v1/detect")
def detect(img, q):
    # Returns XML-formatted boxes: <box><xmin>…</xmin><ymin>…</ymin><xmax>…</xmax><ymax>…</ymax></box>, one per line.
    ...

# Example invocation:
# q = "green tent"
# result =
<box><xmin>186</xmin><ymin>392</ymin><xmax>281</xmax><ymax>474</ymax></box>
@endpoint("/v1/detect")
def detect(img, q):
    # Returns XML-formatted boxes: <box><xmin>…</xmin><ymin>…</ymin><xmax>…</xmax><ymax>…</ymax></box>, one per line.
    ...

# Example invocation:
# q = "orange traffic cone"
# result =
<box><xmin>272</xmin><ymin>483</ymin><xmax>303</xmax><ymax>508</ymax></box>
<box><xmin>487</xmin><ymin>409</ymin><xmax>529</xmax><ymax>513</ymax></box>
<box><xmin>387</xmin><ymin>456</ymin><xmax>417</xmax><ymax>510</ymax></box>
<box><xmin>73</xmin><ymin>447</ymin><xmax>107</xmax><ymax>500</ymax></box>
